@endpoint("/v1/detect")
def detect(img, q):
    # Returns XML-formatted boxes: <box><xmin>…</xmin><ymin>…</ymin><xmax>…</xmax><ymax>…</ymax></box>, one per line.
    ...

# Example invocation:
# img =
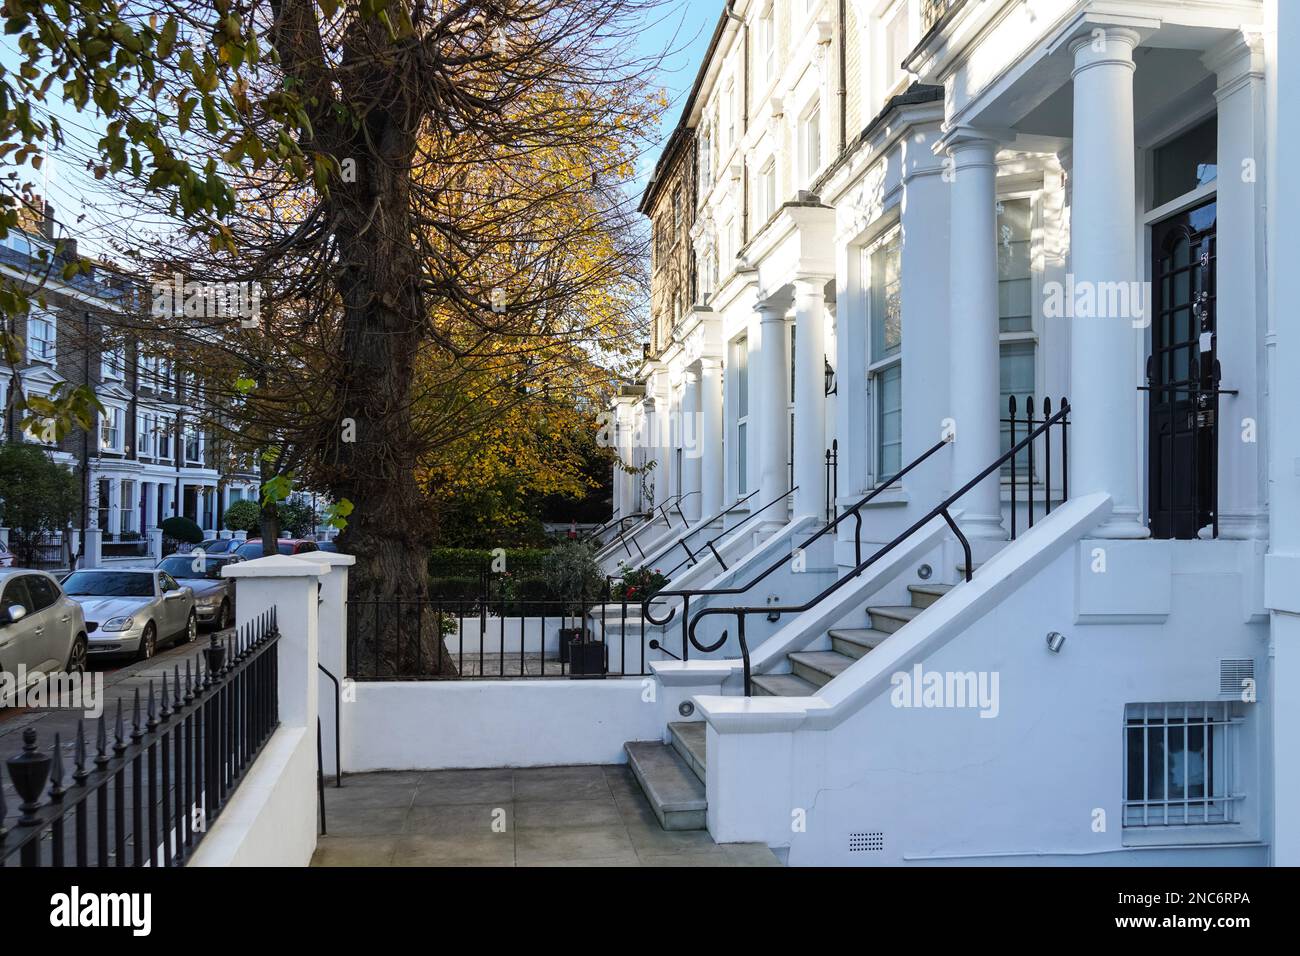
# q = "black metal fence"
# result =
<box><xmin>0</xmin><ymin>611</ymin><xmax>280</xmax><ymax>867</ymax></box>
<box><xmin>346</xmin><ymin>595</ymin><xmax>656</xmax><ymax>681</ymax></box>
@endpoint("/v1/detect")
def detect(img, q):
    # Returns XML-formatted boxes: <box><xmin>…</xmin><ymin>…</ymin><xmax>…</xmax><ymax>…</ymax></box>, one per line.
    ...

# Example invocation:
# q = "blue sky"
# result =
<box><xmin>629</xmin><ymin>1</ymin><xmax>723</xmax><ymax>186</ymax></box>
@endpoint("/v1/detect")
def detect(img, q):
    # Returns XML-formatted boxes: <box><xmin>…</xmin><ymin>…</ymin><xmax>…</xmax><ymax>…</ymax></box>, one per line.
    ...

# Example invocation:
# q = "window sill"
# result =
<box><xmin>841</xmin><ymin>486</ymin><xmax>909</xmax><ymax>509</ymax></box>
<box><xmin>1121</xmin><ymin>822</ymin><xmax>1245</xmax><ymax>847</ymax></box>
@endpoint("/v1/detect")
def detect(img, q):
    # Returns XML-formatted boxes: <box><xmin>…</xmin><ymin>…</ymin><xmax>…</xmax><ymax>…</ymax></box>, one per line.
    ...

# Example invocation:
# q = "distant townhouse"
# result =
<box><xmin>0</xmin><ymin>199</ymin><xmax>260</xmax><ymax>565</ymax></box>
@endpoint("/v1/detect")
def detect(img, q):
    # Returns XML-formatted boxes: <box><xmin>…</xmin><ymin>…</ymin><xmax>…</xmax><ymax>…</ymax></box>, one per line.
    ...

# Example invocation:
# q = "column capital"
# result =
<box><xmin>754</xmin><ymin>299</ymin><xmax>788</xmax><ymax>322</ymax></box>
<box><xmin>792</xmin><ymin>273</ymin><xmax>834</xmax><ymax>295</ymax></box>
<box><xmin>937</xmin><ymin>125</ymin><xmax>1005</xmax><ymax>158</ymax></box>
<box><xmin>1203</xmin><ymin>30</ymin><xmax>1266</xmax><ymax>92</ymax></box>
<box><xmin>1069</xmin><ymin>27</ymin><xmax>1140</xmax><ymax>76</ymax></box>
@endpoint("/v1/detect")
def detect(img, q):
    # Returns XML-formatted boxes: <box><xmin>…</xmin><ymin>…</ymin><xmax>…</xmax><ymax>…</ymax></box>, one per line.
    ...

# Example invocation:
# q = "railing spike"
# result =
<box><xmin>73</xmin><ymin>719</ymin><xmax>89</xmax><ymax>785</ymax></box>
<box><xmin>96</xmin><ymin>715</ymin><xmax>110</xmax><ymax>767</ymax></box>
<box><xmin>184</xmin><ymin>658</ymin><xmax>195</xmax><ymax>703</ymax></box>
<box><xmin>146</xmin><ymin>680</ymin><xmax>158</xmax><ymax>731</ymax></box>
<box><xmin>1009</xmin><ymin>393</ymin><xmax>1017</xmax><ymax>416</ymax></box>
<box><xmin>113</xmin><ymin>698</ymin><xmax>126</xmax><ymax>755</ymax></box>
<box><xmin>160</xmin><ymin>672</ymin><xmax>171</xmax><ymax>720</ymax></box>
<box><xmin>49</xmin><ymin>732</ymin><xmax>66</xmax><ymax>801</ymax></box>
<box><xmin>9</xmin><ymin>728</ymin><xmax>51</xmax><ymax>825</ymax></box>
<box><xmin>131</xmin><ymin>687</ymin><xmax>144</xmax><ymax>741</ymax></box>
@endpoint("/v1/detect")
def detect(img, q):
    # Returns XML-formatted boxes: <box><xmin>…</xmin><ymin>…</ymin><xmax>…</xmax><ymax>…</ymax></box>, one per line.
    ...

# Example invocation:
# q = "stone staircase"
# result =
<box><xmin>753</xmin><ymin>583</ymin><xmax>952</xmax><ymax>696</ymax></box>
<box><xmin>622</xmin><ymin>581</ymin><xmax>957</xmax><ymax>831</ymax></box>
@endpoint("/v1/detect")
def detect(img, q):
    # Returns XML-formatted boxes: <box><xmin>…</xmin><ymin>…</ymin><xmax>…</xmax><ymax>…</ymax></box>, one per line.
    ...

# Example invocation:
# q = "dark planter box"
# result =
<box><xmin>568</xmin><ymin>638</ymin><xmax>607</xmax><ymax>679</ymax></box>
<box><xmin>558</xmin><ymin>627</ymin><xmax>584</xmax><ymax>664</ymax></box>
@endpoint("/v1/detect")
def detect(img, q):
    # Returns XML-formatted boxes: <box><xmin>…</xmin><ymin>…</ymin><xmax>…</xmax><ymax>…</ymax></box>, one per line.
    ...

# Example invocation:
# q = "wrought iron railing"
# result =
<box><xmin>644</xmin><ymin>438</ymin><xmax>952</xmax><ymax>661</ymax></box>
<box><xmin>636</xmin><ymin>486</ymin><xmax>795</xmax><ymax>582</ymax></box>
<box><xmin>346</xmin><ymin>593</ymin><xmax>656</xmax><ymax>680</ymax></box>
<box><xmin>601</xmin><ymin>492</ymin><xmax>698</xmax><ymax>562</ymax></box>
<box><xmin>0</xmin><ymin>610</ymin><xmax>280</xmax><ymax>866</ymax></box>
<box><xmin>825</xmin><ymin>441</ymin><xmax>839</xmax><ymax>523</ymax></box>
<box><xmin>689</xmin><ymin>398</ymin><xmax>1070</xmax><ymax>695</ymax></box>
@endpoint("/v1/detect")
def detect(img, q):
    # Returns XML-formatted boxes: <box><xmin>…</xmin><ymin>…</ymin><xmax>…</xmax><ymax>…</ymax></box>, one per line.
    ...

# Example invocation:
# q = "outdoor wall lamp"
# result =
<box><xmin>824</xmin><ymin>357</ymin><xmax>837</xmax><ymax>396</ymax></box>
<box><xmin>1046</xmin><ymin>631</ymin><xmax>1067</xmax><ymax>654</ymax></box>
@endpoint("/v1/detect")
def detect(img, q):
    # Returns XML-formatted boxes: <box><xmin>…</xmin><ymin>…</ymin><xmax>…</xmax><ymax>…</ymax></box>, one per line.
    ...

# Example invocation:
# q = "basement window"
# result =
<box><xmin>1123</xmin><ymin>702</ymin><xmax>1242</xmax><ymax>827</ymax></box>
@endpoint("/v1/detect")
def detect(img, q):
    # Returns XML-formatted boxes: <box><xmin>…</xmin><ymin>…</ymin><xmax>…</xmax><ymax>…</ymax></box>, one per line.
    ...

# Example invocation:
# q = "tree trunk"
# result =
<box><xmin>328</xmin><ymin>140</ymin><xmax>458</xmax><ymax>677</ymax></box>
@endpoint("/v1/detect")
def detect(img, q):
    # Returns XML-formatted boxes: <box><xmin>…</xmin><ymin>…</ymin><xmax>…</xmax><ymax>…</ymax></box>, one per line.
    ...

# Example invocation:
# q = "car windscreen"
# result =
<box><xmin>235</xmin><ymin>543</ymin><xmax>264</xmax><ymax>559</ymax></box>
<box><xmin>61</xmin><ymin>572</ymin><xmax>155</xmax><ymax>597</ymax></box>
<box><xmin>158</xmin><ymin>557</ymin><xmax>225</xmax><ymax>579</ymax></box>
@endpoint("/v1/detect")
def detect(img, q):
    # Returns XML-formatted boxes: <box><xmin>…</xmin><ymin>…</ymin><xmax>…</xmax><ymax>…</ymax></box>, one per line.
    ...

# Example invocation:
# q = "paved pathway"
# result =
<box><xmin>312</xmin><ymin>765</ymin><xmax>781</xmax><ymax>867</ymax></box>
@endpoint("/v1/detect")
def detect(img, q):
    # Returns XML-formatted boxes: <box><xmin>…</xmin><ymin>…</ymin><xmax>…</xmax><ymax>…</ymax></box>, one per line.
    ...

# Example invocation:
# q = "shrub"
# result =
<box><xmin>222</xmin><ymin>499</ymin><xmax>261</xmax><ymax>534</ymax></box>
<box><xmin>161</xmin><ymin>516</ymin><xmax>204</xmax><ymax>544</ymax></box>
<box><xmin>610</xmin><ymin>564</ymin><xmax>669</xmax><ymax>602</ymax></box>
<box><xmin>542</xmin><ymin>540</ymin><xmax>605</xmax><ymax>617</ymax></box>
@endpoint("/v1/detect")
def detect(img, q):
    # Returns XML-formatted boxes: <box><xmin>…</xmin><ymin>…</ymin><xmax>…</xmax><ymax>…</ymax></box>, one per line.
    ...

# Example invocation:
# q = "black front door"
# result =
<box><xmin>1147</xmin><ymin>200</ymin><xmax>1217</xmax><ymax>540</ymax></box>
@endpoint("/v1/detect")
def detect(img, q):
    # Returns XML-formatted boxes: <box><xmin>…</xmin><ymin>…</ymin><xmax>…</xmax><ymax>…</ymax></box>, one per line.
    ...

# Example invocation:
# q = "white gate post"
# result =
<box><xmin>294</xmin><ymin>550</ymin><xmax>354</xmax><ymax>780</ymax></box>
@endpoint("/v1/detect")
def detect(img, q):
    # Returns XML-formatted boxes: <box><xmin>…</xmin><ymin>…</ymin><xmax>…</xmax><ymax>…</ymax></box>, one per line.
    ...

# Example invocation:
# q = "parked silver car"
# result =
<box><xmin>0</xmin><ymin>570</ymin><xmax>88</xmax><ymax>701</ymax></box>
<box><xmin>60</xmin><ymin>569</ymin><xmax>197</xmax><ymax>661</ymax></box>
<box><xmin>155</xmin><ymin>554</ymin><xmax>240</xmax><ymax>630</ymax></box>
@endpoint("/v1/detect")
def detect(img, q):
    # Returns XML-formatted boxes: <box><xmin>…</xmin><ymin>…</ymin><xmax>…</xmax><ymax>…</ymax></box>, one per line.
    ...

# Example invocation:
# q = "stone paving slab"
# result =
<box><xmin>313</xmin><ymin>765</ymin><xmax>781</xmax><ymax>867</ymax></box>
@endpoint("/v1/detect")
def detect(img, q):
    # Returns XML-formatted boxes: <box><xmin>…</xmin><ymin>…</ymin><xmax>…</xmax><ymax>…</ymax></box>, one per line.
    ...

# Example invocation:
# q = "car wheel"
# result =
<box><xmin>66</xmin><ymin>634</ymin><xmax>88</xmax><ymax>675</ymax></box>
<box><xmin>137</xmin><ymin>622</ymin><xmax>157</xmax><ymax>661</ymax></box>
<box><xmin>216</xmin><ymin>599</ymin><xmax>231</xmax><ymax>631</ymax></box>
<box><xmin>184</xmin><ymin>610</ymin><xmax>198</xmax><ymax>644</ymax></box>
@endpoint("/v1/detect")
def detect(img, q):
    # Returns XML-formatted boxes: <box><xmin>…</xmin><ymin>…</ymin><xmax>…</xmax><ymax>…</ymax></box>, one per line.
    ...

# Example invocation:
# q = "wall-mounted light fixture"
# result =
<box><xmin>824</xmin><ymin>357</ymin><xmax>837</xmax><ymax>396</ymax></box>
<box><xmin>1046</xmin><ymin>631</ymin><xmax>1066</xmax><ymax>653</ymax></box>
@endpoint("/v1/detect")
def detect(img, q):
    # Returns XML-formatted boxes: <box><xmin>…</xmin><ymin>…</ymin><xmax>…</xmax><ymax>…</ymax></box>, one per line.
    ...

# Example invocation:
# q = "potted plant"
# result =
<box><xmin>542</xmin><ymin>540</ymin><xmax>605</xmax><ymax>672</ymax></box>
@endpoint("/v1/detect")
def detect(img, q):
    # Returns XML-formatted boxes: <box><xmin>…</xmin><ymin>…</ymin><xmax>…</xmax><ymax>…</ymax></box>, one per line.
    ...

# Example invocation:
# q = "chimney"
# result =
<box><xmin>40</xmin><ymin>200</ymin><xmax>56</xmax><ymax>240</ymax></box>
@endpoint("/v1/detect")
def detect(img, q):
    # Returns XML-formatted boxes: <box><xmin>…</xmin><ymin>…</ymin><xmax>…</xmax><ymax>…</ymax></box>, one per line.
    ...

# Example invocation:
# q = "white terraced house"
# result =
<box><xmin>600</xmin><ymin>0</ymin><xmax>1300</xmax><ymax>866</ymax></box>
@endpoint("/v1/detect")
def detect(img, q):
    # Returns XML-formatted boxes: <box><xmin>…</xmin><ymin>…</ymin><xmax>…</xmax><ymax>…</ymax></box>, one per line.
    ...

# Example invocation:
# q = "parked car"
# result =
<box><xmin>195</xmin><ymin>538</ymin><xmax>241</xmax><ymax>556</ymax></box>
<box><xmin>234</xmin><ymin>539</ymin><xmax>320</xmax><ymax>559</ymax></box>
<box><xmin>155</xmin><ymin>554</ymin><xmax>241</xmax><ymax>631</ymax></box>
<box><xmin>0</xmin><ymin>570</ymin><xmax>88</xmax><ymax>701</ymax></box>
<box><xmin>60</xmin><ymin>569</ymin><xmax>197</xmax><ymax>661</ymax></box>
<box><xmin>315</xmin><ymin>540</ymin><xmax>343</xmax><ymax>554</ymax></box>
<box><xmin>0</xmin><ymin>541</ymin><xmax>13</xmax><ymax>568</ymax></box>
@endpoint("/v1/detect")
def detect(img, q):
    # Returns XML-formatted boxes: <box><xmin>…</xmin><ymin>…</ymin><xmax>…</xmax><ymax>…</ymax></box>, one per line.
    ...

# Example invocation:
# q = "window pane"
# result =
<box><xmin>997</xmin><ymin>199</ymin><xmax>1033</xmax><ymax>333</ymax></box>
<box><xmin>999</xmin><ymin>341</ymin><xmax>1035</xmax><ymax>474</ymax></box>
<box><xmin>1153</xmin><ymin>117</ymin><xmax>1217</xmax><ymax>208</ymax></box>
<box><xmin>870</xmin><ymin>234</ymin><xmax>902</xmax><ymax>359</ymax></box>
<box><xmin>876</xmin><ymin>364</ymin><xmax>902</xmax><ymax>477</ymax></box>
<box><xmin>737</xmin><ymin>422</ymin><xmax>748</xmax><ymax>494</ymax></box>
<box><xmin>736</xmin><ymin>340</ymin><xmax>749</xmax><ymax>417</ymax></box>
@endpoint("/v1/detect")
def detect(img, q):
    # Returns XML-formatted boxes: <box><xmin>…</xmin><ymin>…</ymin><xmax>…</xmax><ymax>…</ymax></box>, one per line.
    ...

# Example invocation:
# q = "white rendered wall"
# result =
<box><xmin>343</xmin><ymin>678</ymin><xmax>665</xmax><ymax>771</ymax></box>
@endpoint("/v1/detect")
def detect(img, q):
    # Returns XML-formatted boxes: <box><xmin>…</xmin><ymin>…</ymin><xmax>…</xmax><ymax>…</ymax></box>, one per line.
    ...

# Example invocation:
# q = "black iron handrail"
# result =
<box><xmin>649</xmin><ymin>487</ymin><xmax>776</xmax><ymax>579</ymax></box>
<box><xmin>644</xmin><ymin>437</ymin><xmax>952</xmax><ymax>660</ymax></box>
<box><xmin>688</xmin><ymin>399</ymin><xmax>1069</xmax><ymax>695</ymax></box>
<box><xmin>603</xmin><ymin>491</ymin><xmax>699</xmax><ymax>561</ymax></box>
<box><xmin>584</xmin><ymin>510</ymin><xmax>649</xmax><ymax>546</ymax></box>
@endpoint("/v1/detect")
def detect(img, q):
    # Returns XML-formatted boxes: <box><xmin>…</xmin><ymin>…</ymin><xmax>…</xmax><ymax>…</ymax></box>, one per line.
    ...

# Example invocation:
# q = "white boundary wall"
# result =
<box><xmin>343</xmin><ymin>677</ymin><xmax>664</xmax><ymax>771</ymax></box>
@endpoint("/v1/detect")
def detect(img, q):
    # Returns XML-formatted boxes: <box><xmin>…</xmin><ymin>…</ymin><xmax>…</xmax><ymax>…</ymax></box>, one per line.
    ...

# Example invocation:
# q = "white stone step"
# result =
<box><xmin>828</xmin><ymin>627</ymin><xmax>890</xmax><ymax>659</ymax></box>
<box><xmin>866</xmin><ymin>604</ymin><xmax>922</xmax><ymax>633</ymax></box>
<box><xmin>668</xmin><ymin>720</ymin><xmax>706</xmax><ymax>783</ymax></box>
<box><xmin>751</xmin><ymin>672</ymin><xmax>819</xmax><ymax>697</ymax></box>
<box><xmin>788</xmin><ymin>650</ymin><xmax>854</xmax><ymax>688</ymax></box>
<box><xmin>907</xmin><ymin>583</ymin><xmax>953</xmax><ymax>609</ymax></box>
<box><xmin>624</xmin><ymin>740</ymin><xmax>707</xmax><ymax>831</ymax></box>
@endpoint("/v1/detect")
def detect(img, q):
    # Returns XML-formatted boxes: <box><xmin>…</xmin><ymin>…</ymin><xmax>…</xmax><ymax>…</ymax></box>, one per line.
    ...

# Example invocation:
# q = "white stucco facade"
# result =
<box><xmin>612</xmin><ymin>0</ymin><xmax>1293</xmax><ymax>866</ymax></box>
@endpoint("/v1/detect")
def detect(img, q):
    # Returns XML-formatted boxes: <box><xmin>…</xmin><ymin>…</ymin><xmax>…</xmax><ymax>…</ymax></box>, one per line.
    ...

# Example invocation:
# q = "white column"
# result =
<box><xmin>946</xmin><ymin>134</ymin><xmax>1005</xmax><ymax>539</ymax></box>
<box><xmin>699</xmin><ymin>356</ymin><xmax>725</xmax><ymax>517</ymax></box>
<box><xmin>755</xmin><ymin>300</ymin><xmax>790</xmax><ymax>519</ymax></box>
<box><xmin>142</xmin><ymin>481</ymin><xmax>156</xmax><ymax>529</ymax></box>
<box><xmin>681</xmin><ymin>366</ymin><xmax>703</xmax><ymax>520</ymax></box>
<box><xmin>1267</xmin><ymin>0</ymin><xmax>1300</xmax><ymax>867</ymax></box>
<box><xmin>107</xmin><ymin>478</ymin><xmax>122</xmax><ymax>538</ymax></box>
<box><xmin>1068</xmin><ymin>28</ymin><xmax>1148</xmax><ymax>538</ymax></box>
<box><xmin>792</xmin><ymin>276</ymin><xmax>830</xmax><ymax>519</ymax></box>
<box><xmin>1205</xmin><ymin>35</ymin><xmax>1268</xmax><ymax>539</ymax></box>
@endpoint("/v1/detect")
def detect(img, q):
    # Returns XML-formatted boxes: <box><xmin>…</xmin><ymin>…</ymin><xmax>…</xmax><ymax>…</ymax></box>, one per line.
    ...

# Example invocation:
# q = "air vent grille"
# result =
<box><xmin>1219</xmin><ymin>659</ymin><xmax>1255</xmax><ymax>697</ymax></box>
<box><xmin>848</xmin><ymin>831</ymin><xmax>884</xmax><ymax>853</ymax></box>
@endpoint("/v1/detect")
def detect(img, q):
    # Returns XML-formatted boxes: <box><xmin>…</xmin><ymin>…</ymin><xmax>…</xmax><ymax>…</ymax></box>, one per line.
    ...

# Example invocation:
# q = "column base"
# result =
<box><xmin>1092</xmin><ymin>508</ymin><xmax>1151</xmax><ymax>540</ymax></box>
<box><xmin>956</xmin><ymin>512</ymin><xmax>1007</xmax><ymax>542</ymax></box>
<box><xmin>1214</xmin><ymin>511</ymin><xmax>1270</xmax><ymax>541</ymax></box>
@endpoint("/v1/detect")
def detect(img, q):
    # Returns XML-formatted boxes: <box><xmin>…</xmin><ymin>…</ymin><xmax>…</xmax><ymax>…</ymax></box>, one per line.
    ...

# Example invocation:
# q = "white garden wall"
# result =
<box><xmin>343</xmin><ymin>677</ymin><xmax>665</xmax><ymax>771</ymax></box>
